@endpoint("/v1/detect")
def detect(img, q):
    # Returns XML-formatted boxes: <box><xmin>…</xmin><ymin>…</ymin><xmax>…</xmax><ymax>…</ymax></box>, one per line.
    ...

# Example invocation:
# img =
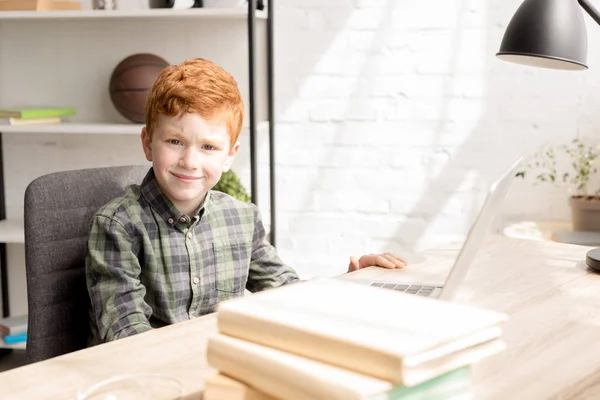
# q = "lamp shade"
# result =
<box><xmin>496</xmin><ymin>0</ymin><xmax>588</xmax><ymax>70</ymax></box>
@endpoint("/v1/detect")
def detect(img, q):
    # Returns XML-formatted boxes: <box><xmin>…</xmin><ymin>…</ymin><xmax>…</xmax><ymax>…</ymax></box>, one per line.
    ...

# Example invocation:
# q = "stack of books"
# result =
<box><xmin>0</xmin><ymin>315</ymin><xmax>27</xmax><ymax>346</ymax></box>
<box><xmin>0</xmin><ymin>107</ymin><xmax>76</xmax><ymax>126</ymax></box>
<box><xmin>205</xmin><ymin>278</ymin><xmax>507</xmax><ymax>400</ymax></box>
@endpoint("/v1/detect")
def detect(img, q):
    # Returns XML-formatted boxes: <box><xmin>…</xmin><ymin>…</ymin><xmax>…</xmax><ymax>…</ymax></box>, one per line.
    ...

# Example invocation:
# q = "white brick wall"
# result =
<box><xmin>273</xmin><ymin>0</ymin><xmax>600</xmax><ymax>277</ymax></box>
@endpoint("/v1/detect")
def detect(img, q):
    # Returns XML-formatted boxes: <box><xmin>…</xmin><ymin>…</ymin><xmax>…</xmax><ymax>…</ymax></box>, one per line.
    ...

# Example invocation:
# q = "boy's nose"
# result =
<box><xmin>180</xmin><ymin>148</ymin><xmax>201</xmax><ymax>170</ymax></box>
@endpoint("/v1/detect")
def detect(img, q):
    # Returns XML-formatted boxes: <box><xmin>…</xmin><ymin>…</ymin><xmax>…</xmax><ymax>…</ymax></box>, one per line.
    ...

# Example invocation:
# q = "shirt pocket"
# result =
<box><xmin>213</xmin><ymin>238</ymin><xmax>250</xmax><ymax>295</ymax></box>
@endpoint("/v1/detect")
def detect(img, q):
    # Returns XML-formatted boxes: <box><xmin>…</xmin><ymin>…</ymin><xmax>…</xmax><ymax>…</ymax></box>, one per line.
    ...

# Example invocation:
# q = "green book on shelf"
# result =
<box><xmin>0</xmin><ymin>108</ymin><xmax>76</xmax><ymax>119</ymax></box>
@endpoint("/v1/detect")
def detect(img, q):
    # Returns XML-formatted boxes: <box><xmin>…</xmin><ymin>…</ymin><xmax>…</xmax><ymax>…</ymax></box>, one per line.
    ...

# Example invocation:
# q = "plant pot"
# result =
<box><xmin>568</xmin><ymin>195</ymin><xmax>600</xmax><ymax>231</ymax></box>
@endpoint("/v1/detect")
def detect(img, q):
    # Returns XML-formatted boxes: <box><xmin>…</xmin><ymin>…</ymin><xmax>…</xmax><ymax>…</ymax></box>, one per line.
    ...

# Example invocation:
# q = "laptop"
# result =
<box><xmin>354</xmin><ymin>157</ymin><xmax>524</xmax><ymax>301</ymax></box>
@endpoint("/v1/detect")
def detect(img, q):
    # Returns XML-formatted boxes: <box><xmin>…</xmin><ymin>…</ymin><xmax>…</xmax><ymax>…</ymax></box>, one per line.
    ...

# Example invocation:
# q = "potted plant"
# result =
<box><xmin>516</xmin><ymin>138</ymin><xmax>600</xmax><ymax>231</ymax></box>
<box><xmin>213</xmin><ymin>169</ymin><xmax>250</xmax><ymax>202</ymax></box>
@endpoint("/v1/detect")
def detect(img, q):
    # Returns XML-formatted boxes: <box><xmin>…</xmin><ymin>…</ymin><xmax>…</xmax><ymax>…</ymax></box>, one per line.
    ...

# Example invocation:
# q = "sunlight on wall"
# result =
<box><xmin>277</xmin><ymin>1</ymin><xmax>496</xmax><ymax>276</ymax></box>
<box><xmin>403</xmin><ymin>2</ymin><xmax>487</xmax><ymax>251</ymax></box>
<box><xmin>416</xmin><ymin>169</ymin><xmax>484</xmax><ymax>252</ymax></box>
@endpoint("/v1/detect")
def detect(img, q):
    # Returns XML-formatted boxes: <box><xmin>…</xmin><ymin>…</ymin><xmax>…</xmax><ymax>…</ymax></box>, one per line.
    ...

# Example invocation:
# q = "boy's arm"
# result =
<box><xmin>246</xmin><ymin>205</ymin><xmax>299</xmax><ymax>293</ymax></box>
<box><xmin>85</xmin><ymin>214</ymin><xmax>153</xmax><ymax>342</ymax></box>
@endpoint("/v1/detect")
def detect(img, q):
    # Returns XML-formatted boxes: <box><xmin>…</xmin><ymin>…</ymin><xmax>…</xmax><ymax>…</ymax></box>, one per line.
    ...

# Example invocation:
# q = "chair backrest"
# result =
<box><xmin>24</xmin><ymin>165</ymin><xmax>149</xmax><ymax>363</ymax></box>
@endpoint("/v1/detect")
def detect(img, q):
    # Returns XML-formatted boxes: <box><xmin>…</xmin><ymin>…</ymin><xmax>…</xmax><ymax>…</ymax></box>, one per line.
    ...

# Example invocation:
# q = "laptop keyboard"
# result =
<box><xmin>369</xmin><ymin>282</ymin><xmax>436</xmax><ymax>297</ymax></box>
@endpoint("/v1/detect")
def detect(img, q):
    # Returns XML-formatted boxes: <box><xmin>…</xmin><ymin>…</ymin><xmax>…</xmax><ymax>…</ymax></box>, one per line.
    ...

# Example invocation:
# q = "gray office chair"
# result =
<box><xmin>23</xmin><ymin>165</ymin><xmax>149</xmax><ymax>363</ymax></box>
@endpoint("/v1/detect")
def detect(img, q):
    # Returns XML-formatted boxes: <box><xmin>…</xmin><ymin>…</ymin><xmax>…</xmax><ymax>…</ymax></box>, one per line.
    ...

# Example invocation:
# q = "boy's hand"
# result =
<box><xmin>348</xmin><ymin>253</ymin><xmax>407</xmax><ymax>273</ymax></box>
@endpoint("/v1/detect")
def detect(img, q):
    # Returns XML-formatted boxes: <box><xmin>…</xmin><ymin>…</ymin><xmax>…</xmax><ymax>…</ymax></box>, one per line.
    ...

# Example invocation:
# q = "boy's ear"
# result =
<box><xmin>141</xmin><ymin>127</ymin><xmax>153</xmax><ymax>162</ymax></box>
<box><xmin>223</xmin><ymin>141</ymin><xmax>240</xmax><ymax>172</ymax></box>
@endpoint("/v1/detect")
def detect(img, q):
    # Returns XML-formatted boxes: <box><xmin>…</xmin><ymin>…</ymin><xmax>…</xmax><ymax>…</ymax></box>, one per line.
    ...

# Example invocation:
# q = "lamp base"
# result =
<box><xmin>585</xmin><ymin>247</ymin><xmax>600</xmax><ymax>271</ymax></box>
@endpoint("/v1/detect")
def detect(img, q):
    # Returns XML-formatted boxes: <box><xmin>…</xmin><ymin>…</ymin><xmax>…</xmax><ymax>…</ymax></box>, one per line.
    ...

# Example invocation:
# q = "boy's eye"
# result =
<box><xmin>202</xmin><ymin>144</ymin><xmax>215</xmax><ymax>151</ymax></box>
<box><xmin>169</xmin><ymin>139</ymin><xmax>182</xmax><ymax>146</ymax></box>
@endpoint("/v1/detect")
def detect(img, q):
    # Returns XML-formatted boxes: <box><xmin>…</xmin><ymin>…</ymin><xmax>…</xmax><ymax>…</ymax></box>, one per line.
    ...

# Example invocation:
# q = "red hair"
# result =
<box><xmin>145</xmin><ymin>58</ymin><xmax>244</xmax><ymax>147</ymax></box>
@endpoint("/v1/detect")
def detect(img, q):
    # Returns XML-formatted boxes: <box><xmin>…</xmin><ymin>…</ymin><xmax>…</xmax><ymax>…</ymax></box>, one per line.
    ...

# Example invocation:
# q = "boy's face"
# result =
<box><xmin>141</xmin><ymin>112</ymin><xmax>239</xmax><ymax>215</ymax></box>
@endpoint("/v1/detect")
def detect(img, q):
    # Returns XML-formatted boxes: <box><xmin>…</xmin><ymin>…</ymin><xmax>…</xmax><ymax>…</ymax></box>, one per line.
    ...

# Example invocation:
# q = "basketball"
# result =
<box><xmin>109</xmin><ymin>53</ymin><xmax>170</xmax><ymax>123</ymax></box>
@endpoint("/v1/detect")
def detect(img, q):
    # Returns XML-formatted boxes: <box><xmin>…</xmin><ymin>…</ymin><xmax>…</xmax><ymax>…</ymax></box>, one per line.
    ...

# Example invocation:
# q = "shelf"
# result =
<box><xmin>0</xmin><ymin>220</ymin><xmax>24</xmax><ymax>244</ymax></box>
<box><xmin>0</xmin><ymin>337</ymin><xmax>25</xmax><ymax>350</ymax></box>
<box><xmin>0</xmin><ymin>8</ymin><xmax>267</xmax><ymax>21</ymax></box>
<box><xmin>0</xmin><ymin>120</ymin><xmax>269</xmax><ymax>135</ymax></box>
<box><xmin>0</xmin><ymin>122</ymin><xmax>142</xmax><ymax>135</ymax></box>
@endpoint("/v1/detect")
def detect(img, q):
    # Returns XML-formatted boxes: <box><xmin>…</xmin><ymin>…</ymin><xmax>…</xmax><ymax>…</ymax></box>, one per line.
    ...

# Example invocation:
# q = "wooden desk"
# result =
<box><xmin>1</xmin><ymin>235</ymin><xmax>599</xmax><ymax>399</ymax></box>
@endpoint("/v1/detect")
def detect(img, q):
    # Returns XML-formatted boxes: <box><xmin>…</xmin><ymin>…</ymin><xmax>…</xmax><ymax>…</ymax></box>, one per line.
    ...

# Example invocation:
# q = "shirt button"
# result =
<box><xmin>187</xmin><ymin>232</ymin><xmax>193</xmax><ymax>239</ymax></box>
<box><xmin>179</xmin><ymin>216</ymin><xmax>186</xmax><ymax>222</ymax></box>
<box><xmin>193</xmin><ymin>277</ymin><xmax>200</xmax><ymax>285</ymax></box>
<box><xmin>167</xmin><ymin>217</ymin><xmax>174</xmax><ymax>224</ymax></box>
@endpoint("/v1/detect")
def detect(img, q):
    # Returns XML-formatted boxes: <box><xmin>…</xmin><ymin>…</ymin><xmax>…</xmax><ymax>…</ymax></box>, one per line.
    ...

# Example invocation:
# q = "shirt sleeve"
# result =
<box><xmin>85</xmin><ymin>214</ymin><xmax>153</xmax><ymax>342</ymax></box>
<box><xmin>246</xmin><ymin>205</ymin><xmax>300</xmax><ymax>292</ymax></box>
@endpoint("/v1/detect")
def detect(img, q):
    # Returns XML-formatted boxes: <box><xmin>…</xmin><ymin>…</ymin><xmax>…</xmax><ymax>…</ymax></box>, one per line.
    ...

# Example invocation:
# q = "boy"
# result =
<box><xmin>85</xmin><ymin>58</ymin><xmax>406</xmax><ymax>344</ymax></box>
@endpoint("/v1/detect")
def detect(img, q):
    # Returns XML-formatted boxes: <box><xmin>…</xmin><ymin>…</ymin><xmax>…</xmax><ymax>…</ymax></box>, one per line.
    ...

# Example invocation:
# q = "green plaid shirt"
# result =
<box><xmin>85</xmin><ymin>168</ymin><xmax>299</xmax><ymax>343</ymax></box>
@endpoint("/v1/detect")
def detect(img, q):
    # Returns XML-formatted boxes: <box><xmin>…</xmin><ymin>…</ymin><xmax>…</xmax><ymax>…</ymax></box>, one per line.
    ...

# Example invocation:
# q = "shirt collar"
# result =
<box><xmin>140</xmin><ymin>168</ymin><xmax>210</xmax><ymax>225</ymax></box>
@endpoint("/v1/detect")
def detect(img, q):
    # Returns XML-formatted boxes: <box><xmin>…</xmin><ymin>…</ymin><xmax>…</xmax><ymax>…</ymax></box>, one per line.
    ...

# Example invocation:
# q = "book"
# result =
<box><xmin>0</xmin><ymin>108</ymin><xmax>75</xmax><ymax>119</ymax></box>
<box><xmin>2</xmin><ymin>332</ymin><xmax>26</xmax><ymax>344</ymax></box>
<box><xmin>207</xmin><ymin>333</ymin><xmax>474</xmax><ymax>400</ymax></box>
<box><xmin>0</xmin><ymin>314</ymin><xmax>27</xmax><ymax>336</ymax></box>
<box><xmin>204</xmin><ymin>373</ymin><xmax>278</xmax><ymax>400</ymax></box>
<box><xmin>0</xmin><ymin>117</ymin><xmax>62</xmax><ymax>125</ymax></box>
<box><xmin>216</xmin><ymin>278</ymin><xmax>507</xmax><ymax>386</ymax></box>
<box><xmin>0</xmin><ymin>0</ymin><xmax>82</xmax><ymax>11</ymax></box>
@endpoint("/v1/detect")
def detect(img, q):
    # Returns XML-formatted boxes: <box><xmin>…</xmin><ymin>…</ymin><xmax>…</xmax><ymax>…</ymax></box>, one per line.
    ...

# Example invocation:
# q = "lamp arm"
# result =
<box><xmin>579</xmin><ymin>0</ymin><xmax>600</xmax><ymax>26</ymax></box>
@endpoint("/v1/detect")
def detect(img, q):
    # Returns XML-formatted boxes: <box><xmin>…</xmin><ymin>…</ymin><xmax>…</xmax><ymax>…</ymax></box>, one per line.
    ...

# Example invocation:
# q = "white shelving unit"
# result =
<box><xmin>0</xmin><ymin>220</ymin><xmax>24</xmax><ymax>244</ymax></box>
<box><xmin>0</xmin><ymin>122</ymin><xmax>142</xmax><ymax>135</ymax></box>
<box><xmin>0</xmin><ymin>8</ymin><xmax>267</xmax><ymax>20</ymax></box>
<box><xmin>0</xmin><ymin>120</ymin><xmax>268</xmax><ymax>135</ymax></box>
<box><xmin>0</xmin><ymin>4</ymin><xmax>274</xmax><ymax>323</ymax></box>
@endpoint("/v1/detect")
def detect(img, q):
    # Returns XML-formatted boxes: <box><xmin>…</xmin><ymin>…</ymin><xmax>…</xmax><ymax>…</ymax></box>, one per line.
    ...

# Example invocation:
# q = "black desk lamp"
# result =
<box><xmin>496</xmin><ymin>0</ymin><xmax>600</xmax><ymax>270</ymax></box>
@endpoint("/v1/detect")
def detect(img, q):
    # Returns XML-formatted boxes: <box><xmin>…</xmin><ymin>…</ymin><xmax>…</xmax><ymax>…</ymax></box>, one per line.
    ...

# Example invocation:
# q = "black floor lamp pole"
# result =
<box><xmin>247</xmin><ymin>0</ymin><xmax>258</xmax><ymax>208</ymax></box>
<box><xmin>267</xmin><ymin>0</ymin><xmax>276</xmax><ymax>247</ymax></box>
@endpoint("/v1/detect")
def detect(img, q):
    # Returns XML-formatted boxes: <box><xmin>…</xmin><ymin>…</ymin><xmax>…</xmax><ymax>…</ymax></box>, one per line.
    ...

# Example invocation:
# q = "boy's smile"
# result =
<box><xmin>141</xmin><ymin>112</ymin><xmax>239</xmax><ymax>215</ymax></box>
<box><xmin>172</xmin><ymin>172</ymin><xmax>203</xmax><ymax>182</ymax></box>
